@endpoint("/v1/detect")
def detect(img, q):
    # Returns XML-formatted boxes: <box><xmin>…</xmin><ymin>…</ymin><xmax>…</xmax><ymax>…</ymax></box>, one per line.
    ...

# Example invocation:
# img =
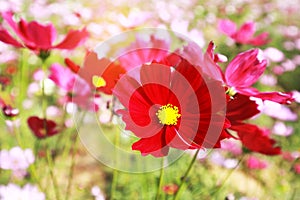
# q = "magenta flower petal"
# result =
<box><xmin>233</xmin><ymin>22</ymin><xmax>255</xmax><ymax>43</ymax></box>
<box><xmin>218</xmin><ymin>19</ymin><xmax>237</xmax><ymax>36</ymax></box>
<box><xmin>49</xmin><ymin>63</ymin><xmax>76</xmax><ymax>92</ymax></box>
<box><xmin>225</xmin><ymin>49</ymin><xmax>267</xmax><ymax>87</ymax></box>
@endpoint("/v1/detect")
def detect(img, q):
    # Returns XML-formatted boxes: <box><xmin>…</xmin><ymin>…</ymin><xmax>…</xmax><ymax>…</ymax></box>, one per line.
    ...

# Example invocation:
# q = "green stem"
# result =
<box><xmin>65</xmin><ymin>133</ymin><xmax>79</xmax><ymax>200</ymax></box>
<box><xmin>110</xmin><ymin>130</ymin><xmax>120</xmax><ymax>200</ymax></box>
<box><xmin>209</xmin><ymin>154</ymin><xmax>245</xmax><ymax>197</ymax></box>
<box><xmin>65</xmin><ymin>111</ymin><xmax>87</xmax><ymax>200</ymax></box>
<box><xmin>46</xmin><ymin>149</ymin><xmax>61</xmax><ymax>200</ymax></box>
<box><xmin>173</xmin><ymin>149</ymin><xmax>200</xmax><ymax>200</ymax></box>
<box><xmin>41</xmin><ymin>60</ymin><xmax>47</xmax><ymax>120</ymax></box>
<box><xmin>155</xmin><ymin>158</ymin><xmax>165</xmax><ymax>200</ymax></box>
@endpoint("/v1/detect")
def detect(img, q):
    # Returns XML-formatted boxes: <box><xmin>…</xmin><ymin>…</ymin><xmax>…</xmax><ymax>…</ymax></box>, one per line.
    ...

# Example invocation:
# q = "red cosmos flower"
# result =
<box><xmin>0</xmin><ymin>12</ymin><xmax>88</xmax><ymax>54</ymax></box>
<box><xmin>27</xmin><ymin>116</ymin><xmax>59</xmax><ymax>139</ymax></box>
<box><xmin>114</xmin><ymin>59</ymin><xmax>230</xmax><ymax>157</ymax></box>
<box><xmin>218</xmin><ymin>19</ymin><xmax>270</xmax><ymax>46</ymax></box>
<box><xmin>66</xmin><ymin>51</ymin><xmax>126</xmax><ymax>95</ymax></box>
<box><xmin>226</xmin><ymin>94</ymin><xmax>281</xmax><ymax>155</ymax></box>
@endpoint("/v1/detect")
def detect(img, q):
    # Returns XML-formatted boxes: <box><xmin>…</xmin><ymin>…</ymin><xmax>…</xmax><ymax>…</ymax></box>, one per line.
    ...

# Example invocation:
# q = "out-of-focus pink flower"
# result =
<box><xmin>0</xmin><ymin>11</ymin><xmax>88</xmax><ymax>54</ymax></box>
<box><xmin>281</xmin><ymin>59</ymin><xmax>296</xmax><ymax>71</ymax></box>
<box><xmin>49</xmin><ymin>63</ymin><xmax>76</xmax><ymax>92</ymax></box>
<box><xmin>220</xmin><ymin>139</ymin><xmax>242</xmax><ymax>156</ymax></box>
<box><xmin>260</xmin><ymin>100</ymin><xmax>297</xmax><ymax>121</ymax></box>
<box><xmin>0</xmin><ymin>146</ymin><xmax>34</xmax><ymax>178</ymax></box>
<box><xmin>246</xmin><ymin>155</ymin><xmax>268</xmax><ymax>169</ymax></box>
<box><xmin>170</xmin><ymin>19</ymin><xmax>205</xmax><ymax>48</ymax></box>
<box><xmin>294</xmin><ymin>164</ymin><xmax>300</xmax><ymax>174</ymax></box>
<box><xmin>210</xmin><ymin>152</ymin><xmax>239</xmax><ymax>169</ymax></box>
<box><xmin>292</xmin><ymin>91</ymin><xmax>300</xmax><ymax>103</ymax></box>
<box><xmin>91</xmin><ymin>186</ymin><xmax>105</xmax><ymax>200</ymax></box>
<box><xmin>259</xmin><ymin>74</ymin><xmax>277</xmax><ymax>86</ymax></box>
<box><xmin>162</xmin><ymin>184</ymin><xmax>178</xmax><ymax>195</ymax></box>
<box><xmin>118</xmin><ymin>34</ymin><xmax>170</xmax><ymax>70</ymax></box>
<box><xmin>282</xmin><ymin>151</ymin><xmax>300</xmax><ymax>162</ymax></box>
<box><xmin>272</xmin><ymin>121</ymin><xmax>293</xmax><ymax>136</ymax></box>
<box><xmin>118</xmin><ymin>10</ymin><xmax>152</xmax><ymax>28</ymax></box>
<box><xmin>0</xmin><ymin>183</ymin><xmax>45</xmax><ymax>200</ymax></box>
<box><xmin>263</xmin><ymin>47</ymin><xmax>284</xmax><ymax>62</ymax></box>
<box><xmin>218</xmin><ymin>19</ymin><xmax>270</xmax><ymax>46</ymax></box>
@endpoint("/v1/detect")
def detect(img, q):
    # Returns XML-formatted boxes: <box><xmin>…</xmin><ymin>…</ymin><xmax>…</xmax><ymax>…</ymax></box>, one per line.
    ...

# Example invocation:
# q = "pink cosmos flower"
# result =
<box><xmin>207</xmin><ymin>42</ymin><xmax>293</xmax><ymax>104</ymax></box>
<box><xmin>118</xmin><ymin>34</ymin><xmax>170</xmax><ymax>70</ymax></box>
<box><xmin>49</xmin><ymin>63</ymin><xmax>98</xmax><ymax>111</ymax></box>
<box><xmin>0</xmin><ymin>183</ymin><xmax>45</xmax><ymax>200</ymax></box>
<box><xmin>246</xmin><ymin>155</ymin><xmax>268</xmax><ymax>169</ymax></box>
<box><xmin>0</xmin><ymin>146</ymin><xmax>34</xmax><ymax>178</ymax></box>
<box><xmin>0</xmin><ymin>11</ymin><xmax>88</xmax><ymax>54</ymax></box>
<box><xmin>294</xmin><ymin>164</ymin><xmax>300</xmax><ymax>174</ymax></box>
<box><xmin>272</xmin><ymin>121</ymin><xmax>294</xmax><ymax>136</ymax></box>
<box><xmin>218</xmin><ymin>19</ymin><xmax>270</xmax><ymax>46</ymax></box>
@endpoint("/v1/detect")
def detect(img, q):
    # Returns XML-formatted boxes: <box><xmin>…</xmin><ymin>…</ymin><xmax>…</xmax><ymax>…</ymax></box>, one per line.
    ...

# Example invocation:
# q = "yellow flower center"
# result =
<box><xmin>92</xmin><ymin>75</ymin><xmax>106</xmax><ymax>88</ymax></box>
<box><xmin>226</xmin><ymin>87</ymin><xmax>237</xmax><ymax>97</ymax></box>
<box><xmin>156</xmin><ymin>104</ymin><xmax>181</xmax><ymax>125</ymax></box>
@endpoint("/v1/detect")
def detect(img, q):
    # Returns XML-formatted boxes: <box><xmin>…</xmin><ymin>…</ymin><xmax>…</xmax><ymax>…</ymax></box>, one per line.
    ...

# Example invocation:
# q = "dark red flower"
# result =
<box><xmin>114</xmin><ymin>59</ymin><xmax>229</xmax><ymax>157</ymax></box>
<box><xmin>0</xmin><ymin>97</ymin><xmax>19</xmax><ymax>117</ymax></box>
<box><xmin>218</xmin><ymin>19</ymin><xmax>270</xmax><ymax>46</ymax></box>
<box><xmin>27</xmin><ymin>116</ymin><xmax>59</xmax><ymax>139</ymax></box>
<box><xmin>0</xmin><ymin>12</ymin><xmax>88</xmax><ymax>53</ymax></box>
<box><xmin>230</xmin><ymin>123</ymin><xmax>281</xmax><ymax>155</ymax></box>
<box><xmin>226</xmin><ymin>94</ymin><xmax>281</xmax><ymax>155</ymax></box>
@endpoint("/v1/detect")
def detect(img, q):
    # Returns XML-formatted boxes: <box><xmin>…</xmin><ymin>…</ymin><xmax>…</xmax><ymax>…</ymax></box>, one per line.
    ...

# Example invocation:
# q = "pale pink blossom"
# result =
<box><xmin>0</xmin><ymin>183</ymin><xmax>45</xmax><ymax>200</ymax></box>
<box><xmin>263</xmin><ymin>47</ymin><xmax>284</xmax><ymax>62</ymax></box>
<box><xmin>260</xmin><ymin>100</ymin><xmax>297</xmax><ymax>121</ymax></box>
<box><xmin>272</xmin><ymin>121</ymin><xmax>293</xmax><ymax>136</ymax></box>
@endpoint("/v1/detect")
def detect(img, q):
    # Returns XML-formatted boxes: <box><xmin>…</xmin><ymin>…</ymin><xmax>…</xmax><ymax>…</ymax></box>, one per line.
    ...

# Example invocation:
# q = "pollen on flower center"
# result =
<box><xmin>156</xmin><ymin>104</ymin><xmax>181</xmax><ymax>125</ymax></box>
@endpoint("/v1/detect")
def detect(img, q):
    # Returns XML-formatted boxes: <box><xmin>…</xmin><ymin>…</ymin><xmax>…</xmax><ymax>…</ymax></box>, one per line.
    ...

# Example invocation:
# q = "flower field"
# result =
<box><xmin>0</xmin><ymin>0</ymin><xmax>300</xmax><ymax>199</ymax></box>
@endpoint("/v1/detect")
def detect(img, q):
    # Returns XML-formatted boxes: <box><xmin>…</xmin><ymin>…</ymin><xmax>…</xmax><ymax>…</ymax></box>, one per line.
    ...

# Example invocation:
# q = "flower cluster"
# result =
<box><xmin>113</xmin><ymin>36</ymin><xmax>293</xmax><ymax>157</ymax></box>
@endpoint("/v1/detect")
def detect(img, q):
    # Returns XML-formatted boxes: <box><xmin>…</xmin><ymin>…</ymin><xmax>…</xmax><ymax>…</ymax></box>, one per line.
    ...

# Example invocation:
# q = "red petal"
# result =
<box><xmin>65</xmin><ymin>58</ymin><xmax>80</xmax><ymax>73</ymax></box>
<box><xmin>140</xmin><ymin>64</ymin><xmax>171</xmax><ymax>105</ymax></box>
<box><xmin>0</xmin><ymin>27</ymin><xmax>23</xmax><ymax>47</ymax></box>
<box><xmin>25</xmin><ymin>21</ymin><xmax>56</xmax><ymax>50</ymax></box>
<box><xmin>226</xmin><ymin>93</ymin><xmax>260</xmax><ymax>122</ymax></box>
<box><xmin>54</xmin><ymin>28</ymin><xmax>89</xmax><ymax>50</ymax></box>
<box><xmin>132</xmin><ymin>128</ymin><xmax>169</xmax><ymax>157</ymax></box>
<box><xmin>231</xmin><ymin>123</ymin><xmax>281</xmax><ymax>155</ymax></box>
